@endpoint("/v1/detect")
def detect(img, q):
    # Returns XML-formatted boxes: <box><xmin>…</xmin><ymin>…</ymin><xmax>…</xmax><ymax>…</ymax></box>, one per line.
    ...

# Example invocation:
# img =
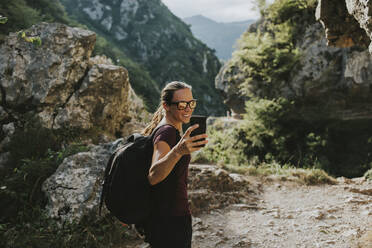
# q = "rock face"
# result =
<box><xmin>316</xmin><ymin>0</ymin><xmax>372</xmax><ymax>53</ymax></box>
<box><xmin>0</xmin><ymin>23</ymin><xmax>147</xmax><ymax>160</ymax></box>
<box><xmin>216</xmin><ymin>13</ymin><xmax>372</xmax><ymax>120</ymax></box>
<box><xmin>60</xmin><ymin>0</ymin><xmax>227</xmax><ymax>115</ymax></box>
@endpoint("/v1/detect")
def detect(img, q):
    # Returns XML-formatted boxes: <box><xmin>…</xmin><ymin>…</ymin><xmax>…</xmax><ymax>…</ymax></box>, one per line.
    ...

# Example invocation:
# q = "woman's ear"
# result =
<box><xmin>162</xmin><ymin>102</ymin><xmax>170</xmax><ymax>112</ymax></box>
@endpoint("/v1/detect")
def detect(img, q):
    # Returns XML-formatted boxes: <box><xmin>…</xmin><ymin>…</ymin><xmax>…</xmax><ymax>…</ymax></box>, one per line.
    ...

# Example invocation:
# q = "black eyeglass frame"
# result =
<box><xmin>170</xmin><ymin>99</ymin><xmax>197</xmax><ymax>110</ymax></box>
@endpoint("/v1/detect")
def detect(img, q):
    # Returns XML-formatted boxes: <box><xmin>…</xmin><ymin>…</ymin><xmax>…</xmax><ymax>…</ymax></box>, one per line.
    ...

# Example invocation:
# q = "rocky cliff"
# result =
<box><xmin>60</xmin><ymin>0</ymin><xmax>227</xmax><ymax>115</ymax></box>
<box><xmin>216</xmin><ymin>1</ymin><xmax>372</xmax><ymax>121</ymax></box>
<box><xmin>0</xmin><ymin>22</ymin><xmax>147</xmax><ymax>167</ymax></box>
<box><xmin>316</xmin><ymin>0</ymin><xmax>372</xmax><ymax>53</ymax></box>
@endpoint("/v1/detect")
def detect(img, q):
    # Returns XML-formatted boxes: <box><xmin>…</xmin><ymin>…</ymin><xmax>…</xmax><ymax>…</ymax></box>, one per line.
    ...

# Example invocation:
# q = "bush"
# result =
<box><xmin>364</xmin><ymin>168</ymin><xmax>372</xmax><ymax>180</ymax></box>
<box><xmin>196</xmin><ymin>98</ymin><xmax>372</xmax><ymax>178</ymax></box>
<box><xmin>0</xmin><ymin>213</ymin><xmax>129</xmax><ymax>248</ymax></box>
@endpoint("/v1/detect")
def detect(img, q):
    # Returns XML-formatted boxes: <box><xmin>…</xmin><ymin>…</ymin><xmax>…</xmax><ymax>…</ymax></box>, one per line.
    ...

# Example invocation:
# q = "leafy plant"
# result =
<box><xmin>0</xmin><ymin>15</ymin><xmax>7</xmax><ymax>24</ymax></box>
<box><xmin>18</xmin><ymin>31</ymin><xmax>41</xmax><ymax>45</ymax></box>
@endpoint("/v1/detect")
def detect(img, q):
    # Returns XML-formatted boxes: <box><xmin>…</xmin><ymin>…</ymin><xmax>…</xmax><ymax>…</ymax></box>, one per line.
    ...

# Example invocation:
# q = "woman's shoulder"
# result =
<box><xmin>154</xmin><ymin>124</ymin><xmax>178</xmax><ymax>136</ymax></box>
<box><xmin>153</xmin><ymin>124</ymin><xmax>180</xmax><ymax>146</ymax></box>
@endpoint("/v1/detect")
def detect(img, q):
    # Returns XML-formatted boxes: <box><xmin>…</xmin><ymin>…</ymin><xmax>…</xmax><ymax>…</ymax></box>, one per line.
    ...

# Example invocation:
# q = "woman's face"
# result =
<box><xmin>165</xmin><ymin>88</ymin><xmax>194</xmax><ymax>124</ymax></box>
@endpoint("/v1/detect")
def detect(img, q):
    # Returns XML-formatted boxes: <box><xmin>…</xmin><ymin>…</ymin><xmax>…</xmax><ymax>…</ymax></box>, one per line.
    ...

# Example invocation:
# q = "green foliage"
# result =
<box><xmin>192</xmin><ymin>119</ymin><xmax>249</xmax><ymax>167</ymax></box>
<box><xmin>0</xmin><ymin>15</ymin><xmax>7</xmax><ymax>24</ymax></box>
<box><xmin>18</xmin><ymin>31</ymin><xmax>41</xmax><ymax>45</ymax></box>
<box><xmin>1</xmin><ymin>213</ymin><xmax>129</xmax><ymax>248</ymax></box>
<box><xmin>0</xmin><ymin>0</ymin><xmax>74</xmax><ymax>42</ymax></box>
<box><xmin>1</xmin><ymin>144</ymin><xmax>89</xmax><ymax>224</ymax></box>
<box><xmin>229</xmin><ymin>0</ymin><xmax>317</xmax><ymax>99</ymax></box>
<box><xmin>364</xmin><ymin>168</ymin><xmax>372</xmax><ymax>180</ymax></box>
<box><xmin>0</xmin><ymin>0</ymin><xmax>41</xmax><ymax>41</ymax></box>
<box><xmin>197</xmin><ymin>97</ymin><xmax>372</xmax><ymax>177</ymax></box>
<box><xmin>0</xmin><ymin>119</ymin><xmax>128</xmax><ymax>247</ymax></box>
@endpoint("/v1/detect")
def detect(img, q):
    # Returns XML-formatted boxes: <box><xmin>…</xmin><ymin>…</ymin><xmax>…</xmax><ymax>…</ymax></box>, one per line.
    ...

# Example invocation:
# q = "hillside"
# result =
<box><xmin>183</xmin><ymin>15</ymin><xmax>254</xmax><ymax>61</ymax></box>
<box><xmin>59</xmin><ymin>0</ymin><xmax>227</xmax><ymax>115</ymax></box>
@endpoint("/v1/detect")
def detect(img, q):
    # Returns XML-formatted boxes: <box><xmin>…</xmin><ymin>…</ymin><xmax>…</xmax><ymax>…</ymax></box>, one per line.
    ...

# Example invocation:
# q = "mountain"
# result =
<box><xmin>59</xmin><ymin>0</ymin><xmax>227</xmax><ymax>115</ymax></box>
<box><xmin>183</xmin><ymin>15</ymin><xmax>255</xmax><ymax>61</ymax></box>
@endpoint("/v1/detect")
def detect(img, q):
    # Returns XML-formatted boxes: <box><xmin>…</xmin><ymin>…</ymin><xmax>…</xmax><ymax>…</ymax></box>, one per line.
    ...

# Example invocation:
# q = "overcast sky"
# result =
<box><xmin>161</xmin><ymin>0</ymin><xmax>261</xmax><ymax>23</ymax></box>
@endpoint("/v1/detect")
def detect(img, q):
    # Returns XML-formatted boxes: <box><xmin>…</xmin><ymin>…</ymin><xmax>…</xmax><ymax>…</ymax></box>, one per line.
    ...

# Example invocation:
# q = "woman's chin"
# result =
<box><xmin>181</xmin><ymin>116</ymin><xmax>191</xmax><ymax>124</ymax></box>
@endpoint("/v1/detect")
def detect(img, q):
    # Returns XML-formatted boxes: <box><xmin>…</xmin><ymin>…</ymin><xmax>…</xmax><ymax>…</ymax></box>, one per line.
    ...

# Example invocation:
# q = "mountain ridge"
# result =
<box><xmin>183</xmin><ymin>14</ymin><xmax>255</xmax><ymax>61</ymax></box>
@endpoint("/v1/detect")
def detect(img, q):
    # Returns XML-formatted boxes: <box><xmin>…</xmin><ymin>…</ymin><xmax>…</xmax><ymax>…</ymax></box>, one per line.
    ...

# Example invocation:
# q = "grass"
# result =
<box><xmin>364</xmin><ymin>168</ymin><xmax>372</xmax><ymax>180</ymax></box>
<box><xmin>214</xmin><ymin>161</ymin><xmax>337</xmax><ymax>185</ymax></box>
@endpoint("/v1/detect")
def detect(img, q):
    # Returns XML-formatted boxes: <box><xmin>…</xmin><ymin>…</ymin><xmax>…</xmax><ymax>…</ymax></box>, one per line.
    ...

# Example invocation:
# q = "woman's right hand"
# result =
<box><xmin>173</xmin><ymin>124</ymin><xmax>208</xmax><ymax>156</ymax></box>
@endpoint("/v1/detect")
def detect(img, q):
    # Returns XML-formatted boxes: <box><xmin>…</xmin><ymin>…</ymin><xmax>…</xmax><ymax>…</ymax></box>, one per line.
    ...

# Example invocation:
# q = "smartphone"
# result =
<box><xmin>189</xmin><ymin>115</ymin><xmax>207</xmax><ymax>147</ymax></box>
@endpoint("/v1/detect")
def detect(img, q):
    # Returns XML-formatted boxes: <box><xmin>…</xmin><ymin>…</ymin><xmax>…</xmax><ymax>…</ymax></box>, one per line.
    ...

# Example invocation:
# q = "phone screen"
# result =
<box><xmin>189</xmin><ymin>115</ymin><xmax>207</xmax><ymax>147</ymax></box>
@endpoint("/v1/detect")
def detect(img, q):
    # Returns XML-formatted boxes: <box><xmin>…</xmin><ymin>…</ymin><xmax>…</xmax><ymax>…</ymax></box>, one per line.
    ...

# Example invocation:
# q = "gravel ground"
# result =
<box><xmin>120</xmin><ymin>176</ymin><xmax>372</xmax><ymax>248</ymax></box>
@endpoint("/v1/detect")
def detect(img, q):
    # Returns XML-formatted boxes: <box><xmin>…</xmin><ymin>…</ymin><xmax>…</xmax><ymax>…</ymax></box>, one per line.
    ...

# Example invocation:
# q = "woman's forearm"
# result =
<box><xmin>148</xmin><ymin>147</ymin><xmax>182</xmax><ymax>185</ymax></box>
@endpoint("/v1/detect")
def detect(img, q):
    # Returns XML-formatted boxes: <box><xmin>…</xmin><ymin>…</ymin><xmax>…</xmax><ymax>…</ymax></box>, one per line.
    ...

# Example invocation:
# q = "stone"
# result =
<box><xmin>317</xmin><ymin>0</ymin><xmax>372</xmax><ymax>54</ymax></box>
<box><xmin>42</xmin><ymin>139</ymin><xmax>122</xmax><ymax>222</ymax></box>
<box><xmin>0</xmin><ymin>23</ymin><xmax>148</xmax><ymax>151</ymax></box>
<box><xmin>187</xmin><ymin>164</ymin><xmax>258</xmax><ymax>215</ymax></box>
<box><xmin>216</xmin><ymin>1</ymin><xmax>372</xmax><ymax>120</ymax></box>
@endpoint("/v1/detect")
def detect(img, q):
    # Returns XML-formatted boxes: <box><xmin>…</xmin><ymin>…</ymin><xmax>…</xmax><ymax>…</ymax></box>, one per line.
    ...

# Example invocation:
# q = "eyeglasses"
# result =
<box><xmin>170</xmin><ymin>99</ymin><xmax>197</xmax><ymax>110</ymax></box>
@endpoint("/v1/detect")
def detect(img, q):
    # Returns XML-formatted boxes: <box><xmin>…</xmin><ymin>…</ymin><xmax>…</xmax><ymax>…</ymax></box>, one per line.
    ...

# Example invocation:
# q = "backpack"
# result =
<box><xmin>98</xmin><ymin>126</ymin><xmax>162</xmax><ymax>224</ymax></box>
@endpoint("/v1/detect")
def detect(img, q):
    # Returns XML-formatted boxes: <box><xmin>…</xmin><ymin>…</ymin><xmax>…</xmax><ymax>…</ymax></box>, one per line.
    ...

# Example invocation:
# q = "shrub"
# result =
<box><xmin>364</xmin><ymin>168</ymin><xmax>372</xmax><ymax>180</ymax></box>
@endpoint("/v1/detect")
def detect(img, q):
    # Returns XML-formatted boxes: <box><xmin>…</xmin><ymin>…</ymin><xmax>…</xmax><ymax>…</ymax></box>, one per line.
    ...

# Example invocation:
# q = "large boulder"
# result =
<box><xmin>0</xmin><ymin>23</ymin><xmax>147</xmax><ymax>159</ymax></box>
<box><xmin>42</xmin><ymin>139</ymin><xmax>122</xmax><ymax>222</ymax></box>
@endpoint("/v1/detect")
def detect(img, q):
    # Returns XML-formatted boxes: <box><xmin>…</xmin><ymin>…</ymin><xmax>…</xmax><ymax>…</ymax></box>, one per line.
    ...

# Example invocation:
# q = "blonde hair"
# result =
<box><xmin>142</xmin><ymin>81</ymin><xmax>192</xmax><ymax>136</ymax></box>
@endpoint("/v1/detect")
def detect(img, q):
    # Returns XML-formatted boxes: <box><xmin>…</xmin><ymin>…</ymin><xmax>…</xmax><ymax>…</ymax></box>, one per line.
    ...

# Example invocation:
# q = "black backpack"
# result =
<box><xmin>99</xmin><ymin>126</ymin><xmax>162</xmax><ymax>224</ymax></box>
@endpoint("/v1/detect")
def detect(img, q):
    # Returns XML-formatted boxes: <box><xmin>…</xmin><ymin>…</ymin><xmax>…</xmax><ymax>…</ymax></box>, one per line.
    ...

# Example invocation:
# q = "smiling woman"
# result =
<box><xmin>140</xmin><ymin>81</ymin><xmax>208</xmax><ymax>247</ymax></box>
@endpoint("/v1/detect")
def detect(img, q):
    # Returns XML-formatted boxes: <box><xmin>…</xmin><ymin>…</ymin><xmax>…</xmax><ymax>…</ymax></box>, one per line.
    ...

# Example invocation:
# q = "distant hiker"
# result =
<box><xmin>141</xmin><ymin>81</ymin><xmax>208</xmax><ymax>248</ymax></box>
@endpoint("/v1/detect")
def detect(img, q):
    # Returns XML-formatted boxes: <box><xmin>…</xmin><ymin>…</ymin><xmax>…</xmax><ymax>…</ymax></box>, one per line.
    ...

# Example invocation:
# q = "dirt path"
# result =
<box><xmin>121</xmin><ymin>172</ymin><xmax>372</xmax><ymax>248</ymax></box>
<box><xmin>193</xmin><ymin>178</ymin><xmax>371</xmax><ymax>248</ymax></box>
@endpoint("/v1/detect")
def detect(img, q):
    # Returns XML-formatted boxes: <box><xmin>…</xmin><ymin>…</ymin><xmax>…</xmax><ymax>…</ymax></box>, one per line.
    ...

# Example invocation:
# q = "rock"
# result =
<box><xmin>0</xmin><ymin>152</ymin><xmax>10</xmax><ymax>169</ymax></box>
<box><xmin>348</xmin><ymin>186</ymin><xmax>372</xmax><ymax>196</ymax></box>
<box><xmin>316</xmin><ymin>0</ymin><xmax>370</xmax><ymax>49</ymax></box>
<box><xmin>0</xmin><ymin>23</ymin><xmax>95</xmax><ymax>108</ymax></box>
<box><xmin>310</xmin><ymin>210</ymin><xmax>326</xmax><ymax>220</ymax></box>
<box><xmin>317</xmin><ymin>0</ymin><xmax>372</xmax><ymax>55</ymax></box>
<box><xmin>42</xmin><ymin>139</ymin><xmax>122</xmax><ymax>222</ymax></box>
<box><xmin>215</xmin><ymin>62</ymin><xmax>248</xmax><ymax>115</ymax></box>
<box><xmin>0</xmin><ymin>22</ymin><xmax>147</xmax><ymax>152</ymax></box>
<box><xmin>217</xmin><ymin>5</ymin><xmax>372</xmax><ymax>120</ymax></box>
<box><xmin>188</xmin><ymin>164</ymin><xmax>258</xmax><ymax>215</ymax></box>
<box><xmin>357</xmin><ymin>229</ymin><xmax>372</xmax><ymax>248</ymax></box>
<box><xmin>233</xmin><ymin>238</ymin><xmax>251</xmax><ymax>247</ymax></box>
<box><xmin>342</xmin><ymin>229</ymin><xmax>358</xmax><ymax>237</ymax></box>
<box><xmin>266</xmin><ymin>220</ymin><xmax>275</xmax><ymax>226</ymax></box>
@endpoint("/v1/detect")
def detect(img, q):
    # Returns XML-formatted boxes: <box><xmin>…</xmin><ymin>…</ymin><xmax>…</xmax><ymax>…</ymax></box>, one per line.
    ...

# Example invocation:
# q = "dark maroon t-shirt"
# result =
<box><xmin>151</xmin><ymin>124</ymin><xmax>191</xmax><ymax>216</ymax></box>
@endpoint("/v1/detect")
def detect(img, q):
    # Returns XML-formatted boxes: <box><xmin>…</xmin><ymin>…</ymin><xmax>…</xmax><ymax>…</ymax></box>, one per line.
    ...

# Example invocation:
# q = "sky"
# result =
<box><xmin>161</xmin><ymin>0</ymin><xmax>261</xmax><ymax>23</ymax></box>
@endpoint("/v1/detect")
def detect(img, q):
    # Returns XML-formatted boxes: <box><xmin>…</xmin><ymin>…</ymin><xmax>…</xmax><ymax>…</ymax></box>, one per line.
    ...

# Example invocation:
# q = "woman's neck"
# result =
<box><xmin>159</xmin><ymin>116</ymin><xmax>182</xmax><ymax>134</ymax></box>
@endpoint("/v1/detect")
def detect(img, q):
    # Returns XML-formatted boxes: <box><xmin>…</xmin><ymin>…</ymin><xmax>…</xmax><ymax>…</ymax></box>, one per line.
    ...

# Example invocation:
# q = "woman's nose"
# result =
<box><xmin>184</xmin><ymin>106</ymin><xmax>192</xmax><ymax>112</ymax></box>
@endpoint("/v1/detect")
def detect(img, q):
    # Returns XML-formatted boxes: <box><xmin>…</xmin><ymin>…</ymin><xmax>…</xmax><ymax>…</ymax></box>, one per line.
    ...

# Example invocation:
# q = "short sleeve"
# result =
<box><xmin>153</xmin><ymin>125</ymin><xmax>179</xmax><ymax>148</ymax></box>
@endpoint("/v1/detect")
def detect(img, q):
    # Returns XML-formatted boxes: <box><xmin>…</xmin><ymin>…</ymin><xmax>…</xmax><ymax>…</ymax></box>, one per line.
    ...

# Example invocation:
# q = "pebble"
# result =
<box><xmin>266</xmin><ymin>220</ymin><xmax>275</xmax><ymax>226</ymax></box>
<box><xmin>342</xmin><ymin>229</ymin><xmax>358</xmax><ymax>237</ymax></box>
<box><xmin>310</xmin><ymin>210</ymin><xmax>325</xmax><ymax>220</ymax></box>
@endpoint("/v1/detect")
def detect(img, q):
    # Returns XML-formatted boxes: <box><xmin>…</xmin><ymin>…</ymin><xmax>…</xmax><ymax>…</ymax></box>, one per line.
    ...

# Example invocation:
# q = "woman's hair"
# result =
<box><xmin>142</xmin><ymin>81</ymin><xmax>192</xmax><ymax>136</ymax></box>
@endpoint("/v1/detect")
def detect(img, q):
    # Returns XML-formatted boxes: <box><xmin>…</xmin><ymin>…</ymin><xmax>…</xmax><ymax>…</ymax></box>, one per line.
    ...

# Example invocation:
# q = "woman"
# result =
<box><xmin>141</xmin><ymin>81</ymin><xmax>208</xmax><ymax>248</ymax></box>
